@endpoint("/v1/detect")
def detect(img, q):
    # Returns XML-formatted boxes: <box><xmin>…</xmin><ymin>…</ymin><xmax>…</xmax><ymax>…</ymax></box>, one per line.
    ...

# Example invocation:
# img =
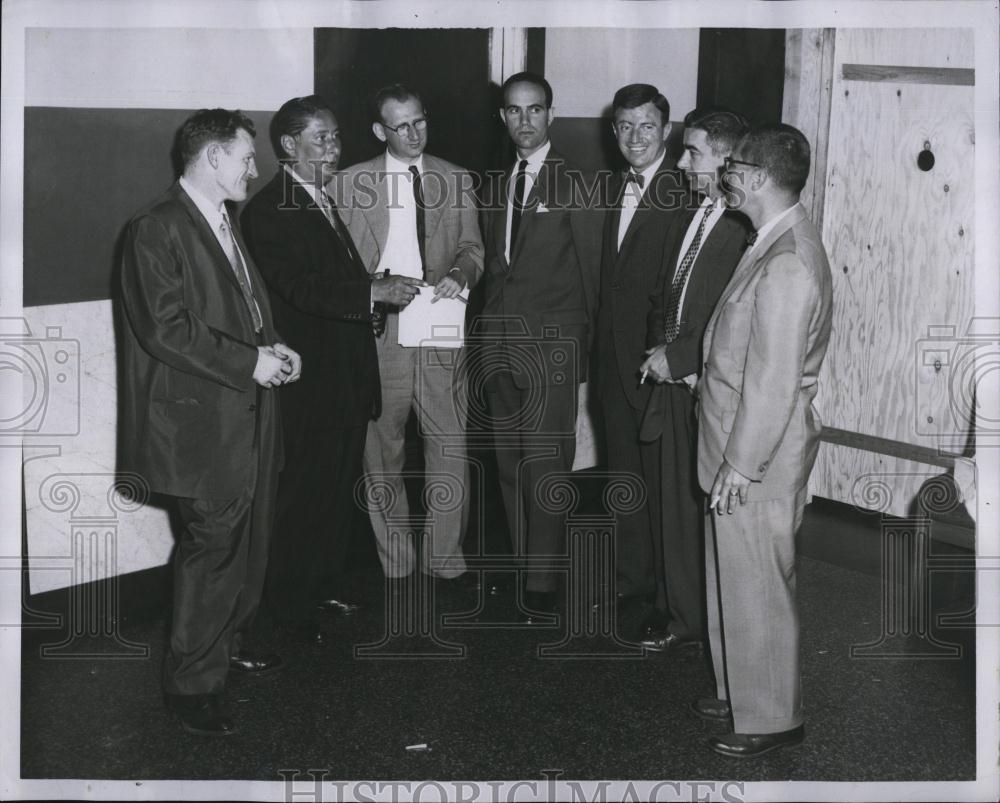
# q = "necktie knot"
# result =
<box><xmin>408</xmin><ymin>165</ymin><xmax>420</xmax><ymax>179</ymax></box>
<box><xmin>625</xmin><ymin>170</ymin><xmax>644</xmax><ymax>189</ymax></box>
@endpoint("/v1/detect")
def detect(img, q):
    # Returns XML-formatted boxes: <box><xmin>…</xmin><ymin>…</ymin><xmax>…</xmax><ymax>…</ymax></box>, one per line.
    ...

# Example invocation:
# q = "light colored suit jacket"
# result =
<box><xmin>331</xmin><ymin>152</ymin><xmax>484</xmax><ymax>288</ymax></box>
<box><xmin>697</xmin><ymin>203</ymin><xmax>833</xmax><ymax>501</ymax></box>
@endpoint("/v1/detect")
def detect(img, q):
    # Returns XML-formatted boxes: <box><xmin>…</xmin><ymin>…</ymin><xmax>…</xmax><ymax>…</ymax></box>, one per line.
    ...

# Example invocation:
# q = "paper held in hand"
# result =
<box><xmin>397</xmin><ymin>287</ymin><xmax>470</xmax><ymax>348</ymax></box>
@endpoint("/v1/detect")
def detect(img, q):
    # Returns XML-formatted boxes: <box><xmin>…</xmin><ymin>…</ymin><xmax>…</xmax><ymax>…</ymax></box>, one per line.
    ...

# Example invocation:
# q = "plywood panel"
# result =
<box><xmin>810</xmin><ymin>28</ymin><xmax>975</xmax><ymax>517</ymax></box>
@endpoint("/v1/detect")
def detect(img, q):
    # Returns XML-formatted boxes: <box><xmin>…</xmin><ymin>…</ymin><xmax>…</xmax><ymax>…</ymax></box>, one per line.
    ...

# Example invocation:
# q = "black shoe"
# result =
<box><xmin>690</xmin><ymin>697</ymin><xmax>732</xmax><ymax>722</ymax></box>
<box><xmin>518</xmin><ymin>590</ymin><xmax>559</xmax><ymax>624</ymax></box>
<box><xmin>640</xmin><ymin>632</ymin><xmax>702</xmax><ymax>652</ymax></box>
<box><xmin>316</xmin><ymin>597</ymin><xmax>363</xmax><ymax>615</ymax></box>
<box><xmin>228</xmin><ymin>651</ymin><xmax>284</xmax><ymax>676</ymax></box>
<box><xmin>709</xmin><ymin>725</ymin><xmax>805</xmax><ymax>758</ymax></box>
<box><xmin>164</xmin><ymin>693</ymin><xmax>237</xmax><ymax>737</ymax></box>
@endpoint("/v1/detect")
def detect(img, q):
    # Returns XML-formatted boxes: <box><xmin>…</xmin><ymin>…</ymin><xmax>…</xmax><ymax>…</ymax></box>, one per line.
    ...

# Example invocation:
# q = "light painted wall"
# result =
<box><xmin>545</xmin><ymin>27</ymin><xmax>699</xmax><ymax>119</ymax></box>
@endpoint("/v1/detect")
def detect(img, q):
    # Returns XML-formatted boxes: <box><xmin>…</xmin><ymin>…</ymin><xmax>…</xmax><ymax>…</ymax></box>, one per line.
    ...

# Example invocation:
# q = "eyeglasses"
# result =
<box><xmin>723</xmin><ymin>156</ymin><xmax>762</xmax><ymax>171</ymax></box>
<box><xmin>381</xmin><ymin>118</ymin><xmax>429</xmax><ymax>137</ymax></box>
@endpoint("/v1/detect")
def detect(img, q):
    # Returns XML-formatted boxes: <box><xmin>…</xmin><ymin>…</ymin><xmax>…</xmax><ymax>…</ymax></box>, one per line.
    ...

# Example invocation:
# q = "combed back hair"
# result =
<box><xmin>270</xmin><ymin>95</ymin><xmax>335</xmax><ymax>159</ymax></box>
<box><xmin>737</xmin><ymin>123</ymin><xmax>812</xmax><ymax>195</ymax></box>
<box><xmin>501</xmin><ymin>71</ymin><xmax>553</xmax><ymax>108</ymax></box>
<box><xmin>176</xmin><ymin>109</ymin><xmax>255</xmax><ymax>170</ymax></box>
<box><xmin>611</xmin><ymin>83</ymin><xmax>671</xmax><ymax>125</ymax></box>
<box><xmin>371</xmin><ymin>83</ymin><xmax>424</xmax><ymax>123</ymax></box>
<box><xmin>682</xmin><ymin>107</ymin><xmax>750</xmax><ymax>155</ymax></box>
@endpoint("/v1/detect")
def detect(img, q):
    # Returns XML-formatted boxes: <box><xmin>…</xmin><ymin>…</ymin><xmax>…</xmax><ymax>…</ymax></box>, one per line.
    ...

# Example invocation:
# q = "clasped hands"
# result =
<box><xmin>254</xmin><ymin>342</ymin><xmax>302</xmax><ymax>388</ymax></box>
<box><xmin>371</xmin><ymin>269</ymin><xmax>467</xmax><ymax>307</ymax></box>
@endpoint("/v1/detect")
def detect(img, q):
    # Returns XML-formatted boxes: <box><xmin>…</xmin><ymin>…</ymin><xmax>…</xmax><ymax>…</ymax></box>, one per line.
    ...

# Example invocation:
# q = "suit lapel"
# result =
<box><xmin>172</xmin><ymin>184</ymin><xmax>242</xmax><ymax>294</ymax></box>
<box><xmin>366</xmin><ymin>153</ymin><xmax>391</xmax><ymax>257</ymax></box>
<box><xmin>421</xmin><ymin>155</ymin><xmax>446</xmax><ymax>245</ymax></box>
<box><xmin>493</xmin><ymin>169</ymin><xmax>511</xmax><ymax>271</ymax></box>
<box><xmin>510</xmin><ymin>155</ymin><xmax>551</xmax><ymax>267</ymax></box>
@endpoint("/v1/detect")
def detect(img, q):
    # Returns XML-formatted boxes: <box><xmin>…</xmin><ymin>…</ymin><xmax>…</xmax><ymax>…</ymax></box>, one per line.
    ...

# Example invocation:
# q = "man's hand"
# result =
<box><xmin>272</xmin><ymin>342</ymin><xmax>302</xmax><ymax>383</ymax></box>
<box><xmin>254</xmin><ymin>346</ymin><xmax>291</xmax><ymax>388</ymax></box>
<box><xmin>372</xmin><ymin>274</ymin><xmax>423</xmax><ymax>307</ymax></box>
<box><xmin>432</xmin><ymin>269</ymin><xmax>466</xmax><ymax>302</ymax></box>
<box><xmin>639</xmin><ymin>345</ymin><xmax>672</xmax><ymax>384</ymax></box>
<box><xmin>709</xmin><ymin>459</ymin><xmax>752</xmax><ymax>515</ymax></box>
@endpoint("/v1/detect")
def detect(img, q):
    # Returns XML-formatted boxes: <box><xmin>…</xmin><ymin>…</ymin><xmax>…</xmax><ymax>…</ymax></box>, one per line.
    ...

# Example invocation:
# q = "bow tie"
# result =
<box><xmin>746</xmin><ymin>230</ymin><xmax>758</xmax><ymax>246</ymax></box>
<box><xmin>624</xmin><ymin>171</ymin><xmax>645</xmax><ymax>188</ymax></box>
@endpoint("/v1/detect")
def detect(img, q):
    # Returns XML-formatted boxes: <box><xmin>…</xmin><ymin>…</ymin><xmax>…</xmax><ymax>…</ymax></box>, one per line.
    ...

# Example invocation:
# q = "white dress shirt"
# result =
<box><xmin>379</xmin><ymin>151</ymin><xmax>425</xmax><ymax>279</ymax></box>
<box><xmin>617</xmin><ymin>150</ymin><xmax>667</xmax><ymax>249</ymax></box>
<box><xmin>748</xmin><ymin>203</ymin><xmax>798</xmax><ymax>254</ymax></box>
<box><xmin>504</xmin><ymin>140</ymin><xmax>551</xmax><ymax>263</ymax></box>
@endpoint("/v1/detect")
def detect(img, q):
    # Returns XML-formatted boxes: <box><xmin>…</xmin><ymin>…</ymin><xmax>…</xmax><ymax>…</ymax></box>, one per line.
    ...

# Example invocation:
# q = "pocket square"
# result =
<box><xmin>535</xmin><ymin>203</ymin><xmax>550</xmax><ymax>213</ymax></box>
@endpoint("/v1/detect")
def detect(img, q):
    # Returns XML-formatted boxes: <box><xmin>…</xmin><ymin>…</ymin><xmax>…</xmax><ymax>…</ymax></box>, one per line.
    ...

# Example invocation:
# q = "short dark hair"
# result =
<box><xmin>737</xmin><ymin>124</ymin><xmax>812</xmax><ymax>195</ymax></box>
<box><xmin>270</xmin><ymin>95</ymin><xmax>335</xmax><ymax>159</ymax></box>
<box><xmin>682</xmin><ymin>107</ymin><xmax>749</xmax><ymax>155</ymax></box>
<box><xmin>175</xmin><ymin>109</ymin><xmax>255</xmax><ymax>171</ymax></box>
<box><xmin>611</xmin><ymin>84</ymin><xmax>670</xmax><ymax>125</ymax></box>
<box><xmin>501</xmin><ymin>71</ymin><xmax>553</xmax><ymax>108</ymax></box>
<box><xmin>371</xmin><ymin>83</ymin><xmax>424</xmax><ymax>123</ymax></box>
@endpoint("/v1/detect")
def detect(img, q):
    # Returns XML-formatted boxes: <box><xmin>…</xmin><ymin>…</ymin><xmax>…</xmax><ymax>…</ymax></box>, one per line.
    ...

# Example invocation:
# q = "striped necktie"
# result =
<box><xmin>664</xmin><ymin>205</ymin><xmax>714</xmax><ymax>343</ymax></box>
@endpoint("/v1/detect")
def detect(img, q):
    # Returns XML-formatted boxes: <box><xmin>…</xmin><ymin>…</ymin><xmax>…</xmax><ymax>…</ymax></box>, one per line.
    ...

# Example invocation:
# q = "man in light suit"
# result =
<box><xmin>692</xmin><ymin>124</ymin><xmax>833</xmax><ymax>758</ymax></box>
<box><xmin>594</xmin><ymin>84</ymin><xmax>685</xmax><ymax>627</ymax></box>
<box><xmin>480</xmin><ymin>72</ymin><xmax>604</xmax><ymax>620</ymax></box>
<box><xmin>119</xmin><ymin>109</ymin><xmax>301</xmax><ymax>735</ymax></box>
<box><xmin>242</xmin><ymin>96</ymin><xmax>416</xmax><ymax>643</ymax></box>
<box><xmin>638</xmin><ymin>108</ymin><xmax>751</xmax><ymax>651</ymax></box>
<box><xmin>333</xmin><ymin>84</ymin><xmax>484</xmax><ymax>586</ymax></box>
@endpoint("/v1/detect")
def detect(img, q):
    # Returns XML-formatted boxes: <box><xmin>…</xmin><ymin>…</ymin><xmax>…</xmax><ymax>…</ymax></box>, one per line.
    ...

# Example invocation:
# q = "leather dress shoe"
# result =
<box><xmin>164</xmin><ymin>693</ymin><xmax>237</xmax><ymax>737</ymax></box>
<box><xmin>228</xmin><ymin>651</ymin><xmax>284</xmax><ymax>676</ymax></box>
<box><xmin>519</xmin><ymin>590</ymin><xmax>559</xmax><ymax>624</ymax></box>
<box><xmin>640</xmin><ymin>632</ymin><xmax>702</xmax><ymax>652</ymax></box>
<box><xmin>690</xmin><ymin>697</ymin><xmax>732</xmax><ymax>722</ymax></box>
<box><xmin>709</xmin><ymin>724</ymin><xmax>805</xmax><ymax>758</ymax></box>
<box><xmin>316</xmin><ymin>597</ymin><xmax>362</xmax><ymax>615</ymax></box>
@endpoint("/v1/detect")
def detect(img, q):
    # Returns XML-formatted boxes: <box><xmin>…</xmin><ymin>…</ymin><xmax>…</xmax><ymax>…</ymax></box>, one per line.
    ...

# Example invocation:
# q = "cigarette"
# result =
<box><xmin>640</xmin><ymin>370</ymin><xmax>648</xmax><ymax>385</ymax></box>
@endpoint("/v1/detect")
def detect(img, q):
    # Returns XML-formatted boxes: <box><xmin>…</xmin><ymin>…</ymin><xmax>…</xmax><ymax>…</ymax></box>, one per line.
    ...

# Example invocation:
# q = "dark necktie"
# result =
<box><xmin>219</xmin><ymin>214</ymin><xmax>263</xmax><ymax>332</ymax></box>
<box><xmin>508</xmin><ymin>159</ymin><xmax>529</xmax><ymax>255</ymax></box>
<box><xmin>319</xmin><ymin>190</ymin><xmax>360</xmax><ymax>264</ymax></box>
<box><xmin>408</xmin><ymin>165</ymin><xmax>427</xmax><ymax>276</ymax></box>
<box><xmin>664</xmin><ymin>205</ymin><xmax>714</xmax><ymax>343</ymax></box>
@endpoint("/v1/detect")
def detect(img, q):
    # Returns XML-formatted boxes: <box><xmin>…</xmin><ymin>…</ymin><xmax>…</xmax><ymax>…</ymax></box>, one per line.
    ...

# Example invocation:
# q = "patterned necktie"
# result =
<box><xmin>219</xmin><ymin>214</ymin><xmax>263</xmax><ymax>332</ymax></box>
<box><xmin>408</xmin><ymin>165</ymin><xmax>427</xmax><ymax>277</ymax></box>
<box><xmin>508</xmin><ymin>159</ymin><xmax>529</xmax><ymax>255</ymax></box>
<box><xmin>664</xmin><ymin>205</ymin><xmax>714</xmax><ymax>343</ymax></box>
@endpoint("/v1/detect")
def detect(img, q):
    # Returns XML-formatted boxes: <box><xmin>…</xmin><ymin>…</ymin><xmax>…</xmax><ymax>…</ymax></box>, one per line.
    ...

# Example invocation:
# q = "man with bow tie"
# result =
<box><xmin>637</xmin><ymin>108</ymin><xmax>753</xmax><ymax>652</ymax></box>
<box><xmin>594</xmin><ymin>83</ymin><xmax>686</xmax><ymax>637</ymax></box>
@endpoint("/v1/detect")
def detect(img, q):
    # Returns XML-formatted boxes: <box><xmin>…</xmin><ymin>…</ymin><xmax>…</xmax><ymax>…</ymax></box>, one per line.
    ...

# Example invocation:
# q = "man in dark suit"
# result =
<box><xmin>333</xmin><ymin>84</ymin><xmax>483</xmax><ymax>587</ymax></box>
<box><xmin>693</xmin><ymin>124</ymin><xmax>832</xmax><ymax>757</ymax></box>
<box><xmin>241</xmin><ymin>96</ymin><xmax>416</xmax><ymax>642</ymax></box>
<box><xmin>594</xmin><ymin>84</ymin><xmax>685</xmax><ymax>626</ymax></box>
<box><xmin>480</xmin><ymin>72</ymin><xmax>604</xmax><ymax>620</ymax></box>
<box><xmin>638</xmin><ymin>108</ymin><xmax>751</xmax><ymax>651</ymax></box>
<box><xmin>119</xmin><ymin>109</ymin><xmax>301</xmax><ymax>735</ymax></box>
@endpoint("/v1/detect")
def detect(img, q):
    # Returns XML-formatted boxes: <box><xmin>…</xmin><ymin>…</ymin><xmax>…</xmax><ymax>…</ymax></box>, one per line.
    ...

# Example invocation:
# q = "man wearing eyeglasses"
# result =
<box><xmin>636</xmin><ymin>108</ymin><xmax>752</xmax><ymax>653</ymax></box>
<box><xmin>692</xmin><ymin>124</ymin><xmax>833</xmax><ymax>758</ymax></box>
<box><xmin>334</xmin><ymin>84</ymin><xmax>484</xmax><ymax>589</ymax></box>
<box><xmin>593</xmin><ymin>83</ymin><xmax>686</xmax><ymax>639</ymax></box>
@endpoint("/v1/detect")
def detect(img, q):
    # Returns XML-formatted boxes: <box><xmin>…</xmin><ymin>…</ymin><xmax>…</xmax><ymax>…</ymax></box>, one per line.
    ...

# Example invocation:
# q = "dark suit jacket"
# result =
<box><xmin>639</xmin><ymin>201</ymin><xmax>750</xmax><ymax>441</ymax></box>
<box><xmin>118</xmin><ymin>181</ymin><xmax>282</xmax><ymax>499</ymax></box>
<box><xmin>240</xmin><ymin>170</ymin><xmax>380</xmax><ymax>427</ymax></box>
<box><xmin>595</xmin><ymin>163</ymin><xmax>686</xmax><ymax>412</ymax></box>
<box><xmin>480</xmin><ymin>147</ymin><xmax>604</xmax><ymax>388</ymax></box>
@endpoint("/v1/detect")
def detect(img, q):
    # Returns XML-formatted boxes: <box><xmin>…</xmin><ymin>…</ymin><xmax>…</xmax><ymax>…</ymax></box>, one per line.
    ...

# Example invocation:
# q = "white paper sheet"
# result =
<box><xmin>396</xmin><ymin>286</ymin><xmax>469</xmax><ymax>348</ymax></box>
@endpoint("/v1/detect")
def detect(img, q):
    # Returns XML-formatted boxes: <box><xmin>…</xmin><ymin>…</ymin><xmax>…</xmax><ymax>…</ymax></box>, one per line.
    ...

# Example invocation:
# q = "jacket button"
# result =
<box><xmin>249</xmin><ymin>403</ymin><xmax>257</xmax><ymax>412</ymax></box>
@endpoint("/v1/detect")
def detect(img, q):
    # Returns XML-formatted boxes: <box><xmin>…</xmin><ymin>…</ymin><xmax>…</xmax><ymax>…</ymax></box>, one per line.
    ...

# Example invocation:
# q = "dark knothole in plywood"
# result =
<box><xmin>917</xmin><ymin>142</ymin><xmax>935</xmax><ymax>172</ymax></box>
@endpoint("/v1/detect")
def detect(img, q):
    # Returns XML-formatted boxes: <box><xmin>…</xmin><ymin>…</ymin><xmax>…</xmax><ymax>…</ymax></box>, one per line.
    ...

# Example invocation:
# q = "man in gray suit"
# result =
<box><xmin>333</xmin><ymin>84</ymin><xmax>484</xmax><ymax>586</ymax></box>
<box><xmin>693</xmin><ymin>124</ymin><xmax>833</xmax><ymax>758</ymax></box>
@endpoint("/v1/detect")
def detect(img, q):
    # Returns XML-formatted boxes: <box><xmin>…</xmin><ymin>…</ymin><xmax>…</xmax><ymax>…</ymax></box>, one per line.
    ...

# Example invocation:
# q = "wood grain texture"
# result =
<box><xmin>809</xmin><ymin>28</ymin><xmax>976</xmax><ymax>517</ymax></box>
<box><xmin>782</xmin><ymin>29</ymin><xmax>836</xmax><ymax>228</ymax></box>
<box><xmin>842</xmin><ymin>64</ymin><xmax>975</xmax><ymax>86</ymax></box>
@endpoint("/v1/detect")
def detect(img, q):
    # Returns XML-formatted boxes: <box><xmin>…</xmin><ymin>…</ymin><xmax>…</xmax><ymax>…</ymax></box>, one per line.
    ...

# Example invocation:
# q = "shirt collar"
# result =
<box><xmin>179</xmin><ymin>176</ymin><xmax>228</xmax><ymax>230</ymax></box>
<box><xmin>385</xmin><ymin>150</ymin><xmax>425</xmax><ymax>174</ymax></box>
<box><xmin>631</xmin><ymin>150</ymin><xmax>666</xmax><ymax>185</ymax></box>
<box><xmin>751</xmin><ymin>203</ymin><xmax>798</xmax><ymax>249</ymax></box>
<box><xmin>514</xmin><ymin>140</ymin><xmax>550</xmax><ymax>171</ymax></box>
<box><xmin>282</xmin><ymin>164</ymin><xmax>324</xmax><ymax>205</ymax></box>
